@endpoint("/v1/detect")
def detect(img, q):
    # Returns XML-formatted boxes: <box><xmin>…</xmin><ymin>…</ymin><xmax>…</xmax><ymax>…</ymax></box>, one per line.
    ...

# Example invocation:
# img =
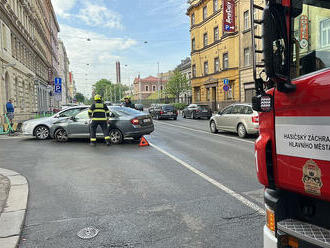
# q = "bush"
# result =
<box><xmin>171</xmin><ymin>103</ymin><xmax>188</xmax><ymax>110</ymax></box>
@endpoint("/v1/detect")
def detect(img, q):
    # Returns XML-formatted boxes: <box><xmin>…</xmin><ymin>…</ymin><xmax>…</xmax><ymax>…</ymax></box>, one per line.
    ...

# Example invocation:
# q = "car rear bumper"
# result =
<box><xmin>159</xmin><ymin>114</ymin><xmax>177</xmax><ymax>119</ymax></box>
<box><xmin>247</xmin><ymin>123</ymin><xmax>259</xmax><ymax>134</ymax></box>
<box><xmin>125</xmin><ymin>125</ymin><xmax>154</xmax><ymax>137</ymax></box>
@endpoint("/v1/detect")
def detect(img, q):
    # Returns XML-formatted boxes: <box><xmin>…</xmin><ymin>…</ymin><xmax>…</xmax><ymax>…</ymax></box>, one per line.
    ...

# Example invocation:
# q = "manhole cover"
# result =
<box><xmin>77</xmin><ymin>227</ymin><xmax>99</xmax><ymax>239</ymax></box>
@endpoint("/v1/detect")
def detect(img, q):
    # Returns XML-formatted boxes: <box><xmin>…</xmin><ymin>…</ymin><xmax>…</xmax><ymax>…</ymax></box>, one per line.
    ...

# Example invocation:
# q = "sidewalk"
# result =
<box><xmin>0</xmin><ymin>169</ymin><xmax>29</xmax><ymax>248</ymax></box>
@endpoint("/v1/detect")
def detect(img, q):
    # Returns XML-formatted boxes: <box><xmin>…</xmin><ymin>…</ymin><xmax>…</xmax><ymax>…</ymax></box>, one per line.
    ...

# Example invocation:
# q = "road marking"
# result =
<box><xmin>154</xmin><ymin>121</ymin><xmax>254</xmax><ymax>144</ymax></box>
<box><xmin>150</xmin><ymin>142</ymin><xmax>265</xmax><ymax>215</ymax></box>
<box><xmin>0</xmin><ymin>136</ymin><xmax>28</xmax><ymax>140</ymax></box>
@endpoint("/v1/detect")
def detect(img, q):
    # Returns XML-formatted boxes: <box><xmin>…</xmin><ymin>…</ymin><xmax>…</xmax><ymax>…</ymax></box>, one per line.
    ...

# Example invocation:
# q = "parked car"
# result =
<box><xmin>50</xmin><ymin>106</ymin><xmax>154</xmax><ymax>144</ymax></box>
<box><xmin>22</xmin><ymin>106</ymin><xmax>88</xmax><ymax>140</ymax></box>
<box><xmin>150</xmin><ymin>104</ymin><xmax>178</xmax><ymax>120</ymax></box>
<box><xmin>134</xmin><ymin>104</ymin><xmax>144</xmax><ymax>111</ymax></box>
<box><xmin>182</xmin><ymin>104</ymin><xmax>212</xmax><ymax>119</ymax></box>
<box><xmin>148</xmin><ymin>103</ymin><xmax>158</xmax><ymax>114</ymax></box>
<box><xmin>209</xmin><ymin>104</ymin><xmax>259</xmax><ymax>138</ymax></box>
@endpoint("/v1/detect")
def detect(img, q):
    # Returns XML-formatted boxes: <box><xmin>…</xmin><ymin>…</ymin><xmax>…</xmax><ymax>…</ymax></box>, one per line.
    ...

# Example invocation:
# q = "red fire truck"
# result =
<box><xmin>251</xmin><ymin>0</ymin><xmax>330</xmax><ymax>247</ymax></box>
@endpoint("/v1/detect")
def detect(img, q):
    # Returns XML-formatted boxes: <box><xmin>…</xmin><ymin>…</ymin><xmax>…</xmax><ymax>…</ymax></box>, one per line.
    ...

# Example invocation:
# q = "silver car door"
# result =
<box><xmin>230</xmin><ymin>105</ymin><xmax>242</xmax><ymax>132</ymax></box>
<box><xmin>68</xmin><ymin>111</ymin><xmax>90</xmax><ymax>138</ymax></box>
<box><xmin>217</xmin><ymin>106</ymin><xmax>233</xmax><ymax>130</ymax></box>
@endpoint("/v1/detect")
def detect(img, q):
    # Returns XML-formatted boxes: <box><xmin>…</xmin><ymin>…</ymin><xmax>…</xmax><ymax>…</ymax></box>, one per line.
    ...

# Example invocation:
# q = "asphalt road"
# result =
<box><xmin>0</xmin><ymin>117</ymin><xmax>264</xmax><ymax>248</ymax></box>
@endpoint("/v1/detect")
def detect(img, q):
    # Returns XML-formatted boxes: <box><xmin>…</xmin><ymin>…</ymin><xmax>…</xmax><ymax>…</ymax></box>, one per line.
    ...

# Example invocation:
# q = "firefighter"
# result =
<box><xmin>123</xmin><ymin>96</ymin><xmax>135</xmax><ymax>108</ymax></box>
<box><xmin>88</xmin><ymin>94</ymin><xmax>111</xmax><ymax>146</ymax></box>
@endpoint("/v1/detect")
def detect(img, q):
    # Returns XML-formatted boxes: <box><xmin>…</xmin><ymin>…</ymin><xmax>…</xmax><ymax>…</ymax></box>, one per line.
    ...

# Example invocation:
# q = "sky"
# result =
<box><xmin>52</xmin><ymin>0</ymin><xmax>190</xmax><ymax>98</ymax></box>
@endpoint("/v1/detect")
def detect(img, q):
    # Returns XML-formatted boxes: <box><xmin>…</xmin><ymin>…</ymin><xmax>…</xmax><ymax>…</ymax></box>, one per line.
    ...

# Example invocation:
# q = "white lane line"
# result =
<box><xmin>154</xmin><ymin>121</ymin><xmax>254</xmax><ymax>144</ymax></box>
<box><xmin>150</xmin><ymin>142</ymin><xmax>265</xmax><ymax>215</ymax></box>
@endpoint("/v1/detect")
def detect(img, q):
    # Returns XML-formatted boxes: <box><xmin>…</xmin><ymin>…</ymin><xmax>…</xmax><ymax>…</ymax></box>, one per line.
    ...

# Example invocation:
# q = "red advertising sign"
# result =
<box><xmin>223</xmin><ymin>0</ymin><xmax>235</xmax><ymax>33</ymax></box>
<box><xmin>299</xmin><ymin>15</ymin><xmax>309</xmax><ymax>49</ymax></box>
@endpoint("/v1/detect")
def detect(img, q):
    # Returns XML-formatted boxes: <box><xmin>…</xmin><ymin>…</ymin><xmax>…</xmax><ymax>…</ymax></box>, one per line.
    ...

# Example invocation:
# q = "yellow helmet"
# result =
<box><xmin>124</xmin><ymin>96</ymin><xmax>131</xmax><ymax>99</ymax></box>
<box><xmin>94</xmin><ymin>94</ymin><xmax>102</xmax><ymax>101</ymax></box>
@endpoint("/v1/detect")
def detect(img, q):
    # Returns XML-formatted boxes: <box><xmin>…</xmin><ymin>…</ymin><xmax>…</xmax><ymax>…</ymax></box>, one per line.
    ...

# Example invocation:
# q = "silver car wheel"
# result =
<box><xmin>238</xmin><ymin>124</ymin><xmax>247</xmax><ymax>138</ymax></box>
<box><xmin>210</xmin><ymin>121</ymin><xmax>218</xmax><ymax>133</ymax></box>
<box><xmin>109</xmin><ymin>129</ymin><xmax>123</xmax><ymax>144</ymax></box>
<box><xmin>55</xmin><ymin>129</ymin><xmax>68</xmax><ymax>142</ymax></box>
<box><xmin>35</xmin><ymin>126</ymin><xmax>49</xmax><ymax>140</ymax></box>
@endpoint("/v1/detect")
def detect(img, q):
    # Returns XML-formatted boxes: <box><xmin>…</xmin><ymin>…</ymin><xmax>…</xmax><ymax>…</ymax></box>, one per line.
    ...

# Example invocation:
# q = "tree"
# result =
<box><xmin>93</xmin><ymin>79</ymin><xmax>112</xmax><ymax>98</ymax></box>
<box><xmin>75</xmin><ymin>92</ymin><xmax>85</xmax><ymax>103</ymax></box>
<box><xmin>164</xmin><ymin>70</ymin><xmax>190</xmax><ymax>102</ymax></box>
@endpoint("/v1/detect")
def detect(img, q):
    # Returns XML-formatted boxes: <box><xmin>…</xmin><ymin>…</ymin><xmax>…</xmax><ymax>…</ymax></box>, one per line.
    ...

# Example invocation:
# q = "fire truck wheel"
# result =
<box><xmin>238</xmin><ymin>124</ymin><xmax>247</xmax><ymax>138</ymax></box>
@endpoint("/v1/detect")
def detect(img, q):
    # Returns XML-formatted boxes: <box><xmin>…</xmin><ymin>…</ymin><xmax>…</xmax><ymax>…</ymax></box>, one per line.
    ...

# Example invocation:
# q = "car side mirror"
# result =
<box><xmin>109</xmin><ymin>113</ymin><xmax>116</xmax><ymax>118</ymax></box>
<box><xmin>70</xmin><ymin>116</ymin><xmax>76</xmax><ymax>121</ymax></box>
<box><xmin>218</xmin><ymin>111</ymin><xmax>222</xmax><ymax>115</ymax></box>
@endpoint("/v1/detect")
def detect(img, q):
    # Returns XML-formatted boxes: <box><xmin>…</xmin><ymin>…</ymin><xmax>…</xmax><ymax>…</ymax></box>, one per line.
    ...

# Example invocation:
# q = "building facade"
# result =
<box><xmin>187</xmin><ymin>0</ymin><xmax>240</xmax><ymax>111</ymax></box>
<box><xmin>176</xmin><ymin>57</ymin><xmax>192</xmax><ymax>104</ymax></box>
<box><xmin>0</xmin><ymin>0</ymin><xmax>37</xmax><ymax>123</ymax></box>
<box><xmin>133</xmin><ymin>75</ymin><xmax>167</xmax><ymax>100</ymax></box>
<box><xmin>58</xmin><ymin>40</ymin><xmax>69</xmax><ymax>106</ymax></box>
<box><xmin>239</xmin><ymin>0</ymin><xmax>264</xmax><ymax>103</ymax></box>
<box><xmin>0</xmin><ymin>0</ymin><xmax>64</xmax><ymax>125</ymax></box>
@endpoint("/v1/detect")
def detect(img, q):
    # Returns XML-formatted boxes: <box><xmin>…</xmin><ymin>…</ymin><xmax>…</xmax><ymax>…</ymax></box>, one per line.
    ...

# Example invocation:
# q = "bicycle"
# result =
<box><xmin>0</xmin><ymin>114</ymin><xmax>15</xmax><ymax>135</ymax></box>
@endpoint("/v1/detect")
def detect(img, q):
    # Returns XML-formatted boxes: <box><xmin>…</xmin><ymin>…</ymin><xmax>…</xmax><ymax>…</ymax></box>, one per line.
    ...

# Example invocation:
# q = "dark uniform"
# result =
<box><xmin>123</xmin><ymin>98</ymin><xmax>135</xmax><ymax>108</ymax></box>
<box><xmin>88</xmin><ymin>100</ymin><xmax>111</xmax><ymax>145</ymax></box>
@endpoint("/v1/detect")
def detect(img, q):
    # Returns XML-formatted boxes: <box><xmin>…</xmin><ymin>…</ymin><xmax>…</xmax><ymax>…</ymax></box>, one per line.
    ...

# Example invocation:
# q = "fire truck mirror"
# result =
<box><xmin>291</xmin><ymin>0</ymin><xmax>303</xmax><ymax>17</ymax></box>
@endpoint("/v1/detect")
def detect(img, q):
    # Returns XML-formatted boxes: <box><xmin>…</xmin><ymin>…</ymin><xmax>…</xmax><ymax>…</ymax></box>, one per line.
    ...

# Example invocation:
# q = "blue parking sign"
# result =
<box><xmin>223</xmin><ymin>79</ymin><xmax>229</xmax><ymax>85</ymax></box>
<box><xmin>54</xmin><ymin>78</ymin><xmax>62</xmax><ymax>94</ymax></box>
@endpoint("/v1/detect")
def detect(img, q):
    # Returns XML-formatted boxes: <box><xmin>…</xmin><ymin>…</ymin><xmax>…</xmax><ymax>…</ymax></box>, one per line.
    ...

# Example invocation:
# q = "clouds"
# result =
<box><xmin>52</xmin><ymin>0</ymin><xmax>123</xmax><ymax>30</ymax></box>
<box><xmin>58</xmin><ymin>25</ymin><xmax>137</xmax><ymax>97</ymax></box>
<box><xmin>77</xmin><ymin>2</ymin><xmax>123</xmax><ymax>29</ymax></box>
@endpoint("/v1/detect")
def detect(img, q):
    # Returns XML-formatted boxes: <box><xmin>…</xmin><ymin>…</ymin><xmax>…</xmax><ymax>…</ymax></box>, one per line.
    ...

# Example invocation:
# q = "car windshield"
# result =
<box><xmin>110</xmin><ymin>106</ymin><xmax>141</xmax><ymax>116</ymax></box>
<box><xmin>198</xmin><ymin>105</ymin><xmax>209</xmax><ymax>110</ymax></box>
<box><xmin>162</xmin><ymin>105</ymin><xmax>175</xmax><ymax>111</ymax></box>
<box><xmin>55</xmin><ymin>108</ymin><xmax>83</xmax><ymax>118</ymax></box>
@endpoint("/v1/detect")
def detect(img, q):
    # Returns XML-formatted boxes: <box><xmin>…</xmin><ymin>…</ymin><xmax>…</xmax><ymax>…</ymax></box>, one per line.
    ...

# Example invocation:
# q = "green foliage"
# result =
<box><xmin>171</xmin><ymin>103</ymin><xmax>187</xmax><ymax>110</ymax></box>
<box><xmin>75</xmin><ymin>92</ymin><xmax>85</xmax><ymax>103</ymax></box>
<box><xmin>164</xmin><ymin>70</ymin><xmax>190</xmax><ymax>102</ymax></box>
<box><xmin>93</xmin><ymin>79</ymin><xmax>129</xmax><ymax>103</ymax></box>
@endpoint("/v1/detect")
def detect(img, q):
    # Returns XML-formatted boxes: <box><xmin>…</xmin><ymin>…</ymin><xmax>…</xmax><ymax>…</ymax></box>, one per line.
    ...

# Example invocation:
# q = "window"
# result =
<box><xmin>214</xmin><ymin>26</ymin><xmax>219</xmax><ymax>41</ymax></box>
<box><xmin>59</xmin><ymin>108</ymin><xmax>82</xmax><ymax>118</ymax></box>
<box><xmin>75</xmin><ymin>110</ymin><xmax>89</xmax><ymax>120</ymax></box>
<box><xmin>214</xmin><ymin>57</ymin><xmax>219</xmax><ymax>72</ymax></box>
<box><xmin>244</xmin><ymin>10</ymin><xmax>250</xmax><ymax>30</ymax></box>
<box><xmin>206</xmin><ymin>88</ymin><xmax>210</xmax><ymax>101</ymax></box>
<box><xmin>192</xmin><ymin>64</ymin><xmax>196</xmax><ymax>77</ymax></box>
<box><xmin>204</xmin><ymin>61</ymin><xmax>208</xmax><ymax>75</ymax></box>
<box><xmin>192</xmin><ymin>38</ymin><xmax>195</xmax><ymax>51</ymax></box>
<box><xmin>191</xmin><ymin>13</ymin><xmax>195</xmax><ymax>25</ymax></box>
<box><xmin>223</xmin><ymin>53</ymin><xmax>229</xmax><ymax>69</ymax></box>
<box><xmin>222</xmin><ymin>106</ymin><xmax>233</xmax><ymax>115</ymax></box>
<box><xmin>145</xmin><ymin>85</ymin><xmax>149</xmax><ymax>91</ymax></box>
<box><xmin>203</xmin><ymin>33</ymin><xmax>208</xmax><ymax>47</ymax></box>
<box><xmin>203</xmin><ymin>6</ymin><xmax>207</xmax><ymax>20</ymax></box>
<box><xmin>152</xmin><ymin>85</ymin><xmax>156</xmax><ymax>91</ymax></box>
<box><xmin>232</xmin><ymin>105</ymin><xmax>244</xmax><ymax>114</ymax></box>
<box><xmin>194</xmin><ymin>87</ymin><xmax>200</xmax><ymax>102</ymax></box>
<box><xmin>321</xmin><ymin>19</ymin><xmax>330</xmax><ymax>48</ymax></box>
<box><xmin>213</xmin><ymin>0</ymin><xmax>218</xmax><ymax>12</ymax></box>
<box><xmin>244</xmin><ymin>48</ymin><xmax>250</xmax><ymax>66</ymax></box>
<box><xmin>160</xmin><ymin>85</ymin><xmax>163</xmax><ymax>91</ymax></box>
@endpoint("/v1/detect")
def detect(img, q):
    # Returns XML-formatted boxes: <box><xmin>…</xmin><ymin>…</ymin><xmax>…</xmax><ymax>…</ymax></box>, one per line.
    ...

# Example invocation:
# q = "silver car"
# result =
<box><xmin>209</xmin><ymin>104</ymin><xmax>259</xmax><ymax>138</ymax></box>
<box><xmin>22</xmin><ymin>106</ymin><xmax>88</xmax><ymax>140</ymax></box>
<box><xmin>49</xmin><ymin>106</ymin><xmax>154</xmax><ymax>144</ymax></box>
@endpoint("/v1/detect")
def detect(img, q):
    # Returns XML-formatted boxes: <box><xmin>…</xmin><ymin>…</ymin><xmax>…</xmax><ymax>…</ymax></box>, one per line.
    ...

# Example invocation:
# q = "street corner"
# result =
<box><xmin>0</xmin><ymin>168</ymin><xmax>29</xmax><ymax>248</ymax></box>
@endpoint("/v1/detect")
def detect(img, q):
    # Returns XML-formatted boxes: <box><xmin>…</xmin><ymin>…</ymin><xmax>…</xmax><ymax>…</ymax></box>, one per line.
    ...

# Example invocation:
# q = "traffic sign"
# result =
<box><xmin>54</xmin><ymin>78</ymin><xmax>62</xmax><ymax>94</ymax></box>
<box><xmin>223</xmin><ymin>85</ymin><xmax>230</xmax><ymax>92</ymax></box>
<box><xmin>223</xmin><ymin>79</ymin><xmax>229</xmax><ymax>85</ymax></box>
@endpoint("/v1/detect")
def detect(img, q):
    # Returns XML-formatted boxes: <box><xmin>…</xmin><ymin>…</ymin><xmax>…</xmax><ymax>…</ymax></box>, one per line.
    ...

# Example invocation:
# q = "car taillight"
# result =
<box><xmin>252</xmin><ymin>116</ymin><xmax>259</xmax><ymax>123</ymax></box>
<box><xmin>160</xmin><ymin>111</ymin><xmax>164</xmax><ymax>115</ymax></box>
<box><xmin>131</xmin><ymin>118</ymin><xmax>139</xmax><ymax>125</ymax></box>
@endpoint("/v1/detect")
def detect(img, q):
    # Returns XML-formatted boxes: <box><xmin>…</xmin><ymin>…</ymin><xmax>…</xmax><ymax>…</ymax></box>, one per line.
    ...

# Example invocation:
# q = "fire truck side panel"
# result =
<box><xmin>274</xmin><ymin>69</ymin><xmax>330</xmax><ymax>201</ymax></box>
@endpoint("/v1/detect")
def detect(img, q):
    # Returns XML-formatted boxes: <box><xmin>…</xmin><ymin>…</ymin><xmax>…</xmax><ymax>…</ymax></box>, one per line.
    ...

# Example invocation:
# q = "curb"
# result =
<box><xmin>0</xmin><ymin>169</ymin><xmax>29</xmax><ymax>248</ymax></box>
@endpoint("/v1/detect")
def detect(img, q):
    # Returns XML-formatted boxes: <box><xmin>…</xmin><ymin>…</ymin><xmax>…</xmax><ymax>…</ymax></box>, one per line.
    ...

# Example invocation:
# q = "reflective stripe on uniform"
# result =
<box><xmin>105</xmin><ymin>136</ymin><xmax>110</xmax><ymax>140</ymax></box>
<box><xmin>105</xmin><ymin>110</ymin><xmax>110</xmax><ymax>113</ymax></box>
<box><xmin>88</xmin><ymin>109</ymin><xmax>93</xmax><ymax>112</ymax></box>
<box><xmin>92</xmin><ymin>118</ymin><xmax>108</xmax><ymax>121</ymax></box>
<box><xmin>95</xmin><ymin>103</ymin><xmax>104</xmax><ymax>108</ymax></box>
<box><xmin>90</xmin><ymin>138</ymin><xmax>97</xmax><ymax>142</ymax></box>
<box><xmin>93</xmin><ymin>109</ymin><xmax>106</xmax><ymax>113</ymax></box>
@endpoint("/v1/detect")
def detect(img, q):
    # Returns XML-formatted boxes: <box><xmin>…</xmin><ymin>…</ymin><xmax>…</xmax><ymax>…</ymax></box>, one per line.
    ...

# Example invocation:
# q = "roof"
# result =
<box><xmin>134</xmin><ymin>76</ymin><xmax>167</xmax><ymax>84</ymax></box>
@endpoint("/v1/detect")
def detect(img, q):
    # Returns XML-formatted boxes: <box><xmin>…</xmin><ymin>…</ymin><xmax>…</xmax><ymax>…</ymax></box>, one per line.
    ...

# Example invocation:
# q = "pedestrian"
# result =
<box><xmin>88</xmin><ymin>94</ymin><xmax>111</xmax><ymax>146</ymax></box>
<box><xmin>6</xmin><ymin>98</ymin><xmax>15</xmax><ymax>127</ymax></box>
<box><xmin>123</xmin><ymin>96</ymin><xmax>135</xmax><ymax>108</ymax></box>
